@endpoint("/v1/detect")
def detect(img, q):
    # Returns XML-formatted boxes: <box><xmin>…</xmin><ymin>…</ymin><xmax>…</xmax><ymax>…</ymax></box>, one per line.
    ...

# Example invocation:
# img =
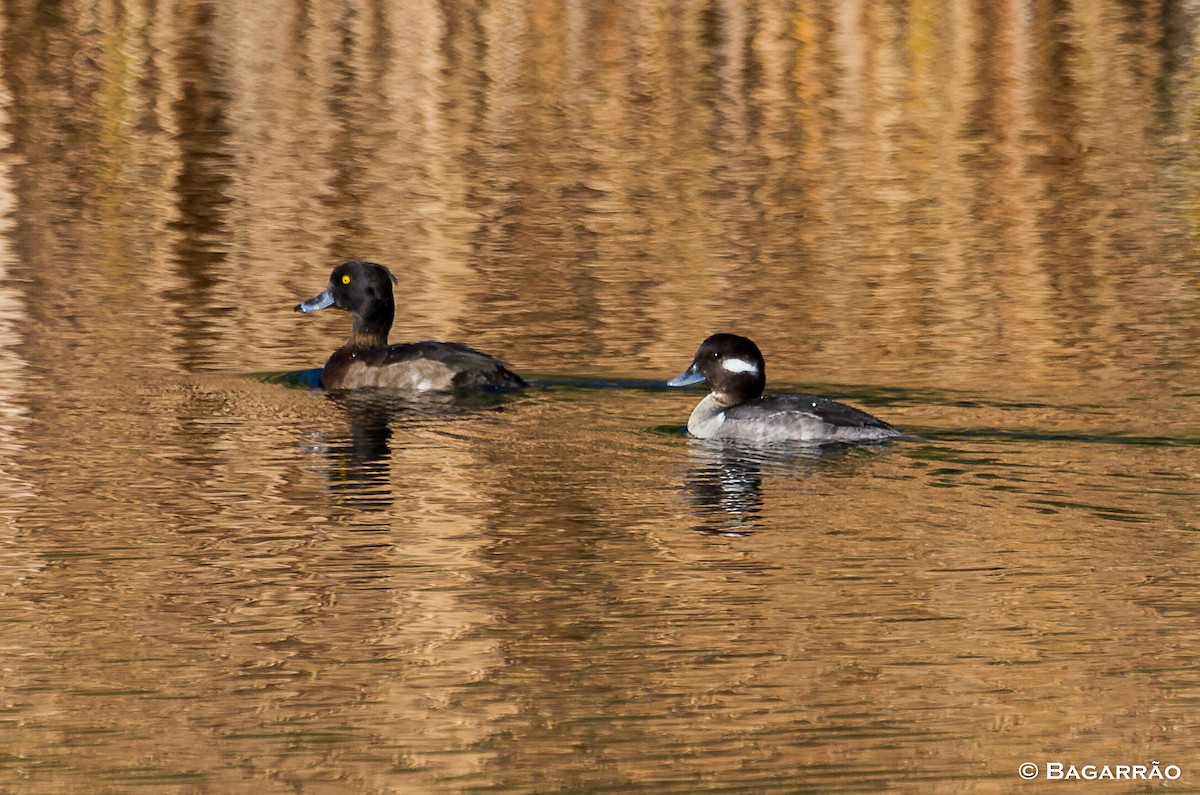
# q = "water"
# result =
<box><xmin>2</xmin><ymin>1</ymin><xmax>1200</xmax><ymax>792</ymax></box>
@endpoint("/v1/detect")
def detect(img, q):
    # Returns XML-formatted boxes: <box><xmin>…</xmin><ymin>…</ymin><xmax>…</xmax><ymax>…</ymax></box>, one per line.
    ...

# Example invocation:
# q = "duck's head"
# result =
<box><xmin>296</xmin><ymin>261</ymin><xmax>399</xmax><ymax>343</ymax></box>
<box><xmin>668</xmin><ymin>333</ymin><xmax>767</xmax><ymax>405</ymax></box>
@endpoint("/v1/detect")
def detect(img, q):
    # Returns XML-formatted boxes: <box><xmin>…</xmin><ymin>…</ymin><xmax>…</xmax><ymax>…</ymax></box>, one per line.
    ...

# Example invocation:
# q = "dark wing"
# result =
<box><xmin>727</xmin><ymin>394</ymin><xmax>893</xmax><ymax>430</ymax></box>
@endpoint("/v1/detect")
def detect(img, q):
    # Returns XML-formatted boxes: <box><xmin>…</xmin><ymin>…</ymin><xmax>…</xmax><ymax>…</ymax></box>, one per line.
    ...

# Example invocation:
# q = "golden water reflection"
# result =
<box><xmin>1</xmin><ymin>0</ymin><xmax>1199</xmax><ymax>792</ymax></box>
<box><xmin>2</xmin><ymin>1</ymin><xmax>1198</xmax><ymax>390</ymax></box>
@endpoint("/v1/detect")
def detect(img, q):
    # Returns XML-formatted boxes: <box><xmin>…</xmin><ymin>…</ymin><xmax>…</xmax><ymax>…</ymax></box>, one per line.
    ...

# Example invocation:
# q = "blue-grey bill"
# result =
<box><xmin>667</xmin><ymin>364</ymin><xmax>706</xmax><ymax>387</ymax></box>
<box><xmin>295</xmin><ymin>287</ymin><xmax>336</xmax><ymax>313</ymax></box>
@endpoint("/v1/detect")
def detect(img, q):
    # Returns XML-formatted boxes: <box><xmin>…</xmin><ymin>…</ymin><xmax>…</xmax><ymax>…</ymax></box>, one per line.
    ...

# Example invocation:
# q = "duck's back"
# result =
<box><xmin>323</xmin><ymin>341</ymin><xmax>525</xmax><ymax>392</ymax></box>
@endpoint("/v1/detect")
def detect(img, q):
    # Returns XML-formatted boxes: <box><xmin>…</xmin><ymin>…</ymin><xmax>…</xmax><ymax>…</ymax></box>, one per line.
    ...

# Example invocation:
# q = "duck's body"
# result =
<box><xmin>296</xmin><ymin>261</ymin><xmax>525</xmax><ymax>392</ymax></box>
<box><xmin>668</xmin><ymin>334</ymin><xmax>898</xmax><ymax>445</ymax></box>
<box><xmin>322</xmin><ymin>340</ymin><xmax>525</xmax><ymax>392</ymax></box>
<box><xmin>682</xmin><ymin>393</ymin><xmax>898</xmax><ymax>444</ymax></box>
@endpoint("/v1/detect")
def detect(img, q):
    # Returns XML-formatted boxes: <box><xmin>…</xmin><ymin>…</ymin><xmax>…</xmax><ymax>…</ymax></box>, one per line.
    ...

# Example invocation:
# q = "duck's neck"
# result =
<box><xmin>708</xmin><ymin>390</ymin><xmax>734</xmax><ymax>408</ymax></box>
<box><xmin>710</xmin><ymin>374</ymin><xmax>763</xmax><ymax>407</ymax></box>
<box><xmin>340</xmin><ymin>330</ymin><xmax>387</xmax><ymax>353</ymax></box>
<box><xmin>710</xmin><ymin>388</ymin><xmax>758</xmax><ymax>408</ymax></box>
<box><xmin>341</xmin><ymin>302</ymin><xmax>393</xmax><ymax>352</ymax></box>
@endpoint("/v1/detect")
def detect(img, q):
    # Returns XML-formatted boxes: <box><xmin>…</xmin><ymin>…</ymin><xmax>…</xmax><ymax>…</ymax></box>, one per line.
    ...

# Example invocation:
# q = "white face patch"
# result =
<box><xmin>721</xmin><ymin>358</ymin><xmax>759</xmax><ymax>375</ymax></box>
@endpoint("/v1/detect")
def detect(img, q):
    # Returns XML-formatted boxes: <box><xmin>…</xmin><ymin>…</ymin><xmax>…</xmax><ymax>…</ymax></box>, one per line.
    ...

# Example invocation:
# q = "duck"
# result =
<box><xmin>295</xmin><ymin>261</ymin><xmax>525</xmax><ymax>392</ymax></box>
<box><xmin>667</xmin><ymin>333</ymin><xmax>899</xmax><ymax>444</ymax></box>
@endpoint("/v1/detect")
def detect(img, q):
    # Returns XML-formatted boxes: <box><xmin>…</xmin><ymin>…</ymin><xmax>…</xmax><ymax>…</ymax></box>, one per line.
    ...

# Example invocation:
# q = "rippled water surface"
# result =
<box><xmin>3</xmin><ymin>1</ymin><xmax>1200</xmax><ymax>792</ymax></box>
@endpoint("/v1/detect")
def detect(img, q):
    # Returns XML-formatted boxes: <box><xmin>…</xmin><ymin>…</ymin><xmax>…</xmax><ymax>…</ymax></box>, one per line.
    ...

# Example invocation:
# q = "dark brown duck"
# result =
<box><xmin>295</xmin><ymin>261</ymin><xmax>525</xmax><ymax>392</ymax></box>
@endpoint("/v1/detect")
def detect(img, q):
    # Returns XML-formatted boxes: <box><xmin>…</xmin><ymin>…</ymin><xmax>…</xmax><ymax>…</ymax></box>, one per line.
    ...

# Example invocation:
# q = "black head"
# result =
<box><xmin>667</xmin><ymin>333</ymin><xmax>767</xmax><ymax>405</ymax></box>
<box><xmin>296</xmin><ymin>261</ymin><xmax>398</xmax><ymax>342</ymax></box>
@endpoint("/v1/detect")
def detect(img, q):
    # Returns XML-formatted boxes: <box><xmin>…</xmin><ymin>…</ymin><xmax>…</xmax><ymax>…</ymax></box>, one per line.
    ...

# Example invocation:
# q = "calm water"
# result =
<box><xmin>2</xmin><ymin>1</ymin><xmax>1200</xmax><ymax>792</ymax></box>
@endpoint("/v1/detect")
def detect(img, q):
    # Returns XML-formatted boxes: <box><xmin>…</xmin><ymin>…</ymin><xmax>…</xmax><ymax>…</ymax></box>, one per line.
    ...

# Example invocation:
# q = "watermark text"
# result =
<box><xmin>1019</xmin><ymin>762</ymin><xmax>1181</xmax><ymax>781</ymax></box>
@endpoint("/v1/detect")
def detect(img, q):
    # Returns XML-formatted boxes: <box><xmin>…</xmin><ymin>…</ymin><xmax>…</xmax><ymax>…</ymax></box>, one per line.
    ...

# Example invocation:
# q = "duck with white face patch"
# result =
<box><xmin>667</xmin><ymin>333</ymin><xmax>900</xmax><ymax>445</ymax></box>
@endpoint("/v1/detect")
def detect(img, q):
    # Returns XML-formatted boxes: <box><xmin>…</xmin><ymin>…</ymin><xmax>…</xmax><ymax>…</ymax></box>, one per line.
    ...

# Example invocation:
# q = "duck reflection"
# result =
<box><xmin>681</xmin><ymin>439</ymin><xmax>868</xmax><ymax>536</ymax></box>
<box><xmin>682</xmin><ymin>440</ymin><xmax>768</xmax><ymax>536</ymax></box>
<box><xmin>304</xmin><ymin>389</ymin><xmax>513</xmax><ymax>510</ymax></box>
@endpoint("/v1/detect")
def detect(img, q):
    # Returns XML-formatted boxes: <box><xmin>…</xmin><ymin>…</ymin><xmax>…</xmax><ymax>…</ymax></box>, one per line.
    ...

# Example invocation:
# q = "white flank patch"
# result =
<box><xmin>416</xmin><ymin>380</ymin><xmax>433</xmax><ymax>391</ymax></box>
<box><xmin>722</xmin><ymin>358</ymin><xmax>758</xmax><ymax>375</ymax></box>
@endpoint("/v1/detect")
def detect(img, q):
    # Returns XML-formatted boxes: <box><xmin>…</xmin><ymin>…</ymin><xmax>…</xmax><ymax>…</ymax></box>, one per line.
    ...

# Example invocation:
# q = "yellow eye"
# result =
<box><xmin>341</xmin><ymin>274</ymin><xmax>351</xmax><ymax>285</ymax></box>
